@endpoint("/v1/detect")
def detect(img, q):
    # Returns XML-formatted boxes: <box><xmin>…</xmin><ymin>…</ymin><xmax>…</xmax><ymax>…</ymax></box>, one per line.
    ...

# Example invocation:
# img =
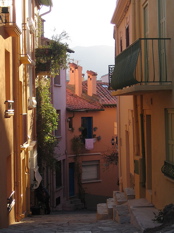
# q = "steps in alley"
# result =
<box><xmin>96</xmin><ymin>188</ymin><xmax>161</xmax><ymax>232</ymax></box>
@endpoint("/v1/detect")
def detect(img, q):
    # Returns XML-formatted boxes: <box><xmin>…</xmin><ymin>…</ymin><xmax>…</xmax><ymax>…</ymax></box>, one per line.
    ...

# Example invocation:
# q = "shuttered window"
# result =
<box><xmin>158</xmin><ymin>0</ymin><xmax>166</xmax><ymax>81</ymax></box>
<box><xmin>165</xmin><ymin>109</ymin><xmax>174</xmax><ymax>164</ymax></box>
<box><xmin>82</xmin><ymin>160</ymin><xmax>99</xmax><ymax>181</ymax></box>
<box><xmin>54</xmin><ymin>74</ymin><xmax>60</xmax><ymax>85</ymax></box>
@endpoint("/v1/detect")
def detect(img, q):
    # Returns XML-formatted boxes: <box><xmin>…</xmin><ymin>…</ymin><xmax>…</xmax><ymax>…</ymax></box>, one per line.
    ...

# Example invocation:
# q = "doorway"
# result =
<box><xmin>145</xmin><ymin>114</ymin><xmax>152</xmax><ymax>201</ymax></box>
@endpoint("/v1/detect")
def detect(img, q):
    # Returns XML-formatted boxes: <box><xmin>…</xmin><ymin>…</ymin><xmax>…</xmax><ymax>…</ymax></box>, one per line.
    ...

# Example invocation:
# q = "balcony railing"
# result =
<box><xmin>7</xmin><ymin>191</ymin><xmax>15</xmax><ymax>212</ymax></box>
<box><xmin>110</xmin><ymin>38</ymin><xmax>171</xmax><ymax>91</ymax></box>
<box><xmin>21</xmin><ymin>113</ymin><xmax>28</xmax><ymax>146</ymax></box>
<box><xmin>161</xmin><ymin>160</ymin><xmax>174</xmax><ymax>180</ymax></box>
<box><xmin>35</xmin><ymin>48</ymin><xmax>52</xmax><ymax>75</ymax></box>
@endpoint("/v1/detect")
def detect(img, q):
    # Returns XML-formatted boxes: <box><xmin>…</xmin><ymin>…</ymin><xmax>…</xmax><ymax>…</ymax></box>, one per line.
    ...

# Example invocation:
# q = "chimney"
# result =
<box><xmin>69</xmin><ymin>63</ymin><xmax>82</xmax><ymax>96</ymax></box>
<box><xmin>87</xmin><ymin>70</ymin><xmax>97</xmax><ymax>96</ymax></box>
<box><xmin>69</xmin><ymin>63</ymin><xmax>78</xmax><ymax>85</ymax></box>
<box><xmin>75</xmin><ymin>65</ymin><xmax>82</xmax><ymax>96</ymax></box>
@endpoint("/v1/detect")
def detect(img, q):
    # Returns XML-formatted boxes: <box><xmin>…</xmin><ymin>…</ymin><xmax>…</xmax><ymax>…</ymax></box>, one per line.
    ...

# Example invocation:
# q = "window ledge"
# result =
<box><xmin>82</xmin><ymin>179</ymin><xmax>102</xmax><ymax>184</ymax></box>
<box><xmin>54</xmin><ymin>84</ymin><xmax>61</xmax><ymax>87</ymax></box>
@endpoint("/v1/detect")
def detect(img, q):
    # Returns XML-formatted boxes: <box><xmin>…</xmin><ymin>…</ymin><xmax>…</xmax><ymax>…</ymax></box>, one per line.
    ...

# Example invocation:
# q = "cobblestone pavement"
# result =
<box><xmin>1</xmin><ymin>210</ymin><xmax>141</xmax><ymax>233</ymax></box>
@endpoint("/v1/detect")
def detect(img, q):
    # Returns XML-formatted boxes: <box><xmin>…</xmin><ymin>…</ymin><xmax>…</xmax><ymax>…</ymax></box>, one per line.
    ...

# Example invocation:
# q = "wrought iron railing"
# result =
<box><xmin>110</xmin><ymin>38</ymin><xmax>171</xmax><ymax>91</ymax></box>
<box><xmin>108</xmin><ymin>65</ymin><xmax>115</xmax><ymax>90</ymax></box>
<box><xmin>7</xmin><ymin>191</ymin><xmax>15</xmax><ymax>212</ymax></box>
<box><xmin>161</xmin><ymin>160</ymin><xmax>174</xmax><ymax>180</ymax></box>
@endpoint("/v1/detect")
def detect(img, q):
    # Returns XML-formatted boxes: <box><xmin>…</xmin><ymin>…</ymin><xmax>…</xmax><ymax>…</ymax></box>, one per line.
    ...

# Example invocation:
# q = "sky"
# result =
<box><xmin>40</xmin><ymin>0</ymin><xmax>116</xmax><ymax>48</ymax></box>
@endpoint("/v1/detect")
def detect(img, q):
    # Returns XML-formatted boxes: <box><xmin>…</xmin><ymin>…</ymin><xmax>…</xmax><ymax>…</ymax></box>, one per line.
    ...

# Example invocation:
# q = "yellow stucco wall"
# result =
<box><xmin>112</xmin><ymin>0</ymin><xmax>174</xmax><ymax>210</ymax></box>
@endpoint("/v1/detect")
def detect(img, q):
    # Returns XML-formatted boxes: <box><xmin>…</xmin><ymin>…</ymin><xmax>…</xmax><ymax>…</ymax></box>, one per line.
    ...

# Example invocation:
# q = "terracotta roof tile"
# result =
<box><xmin>66</xmin><ymin>81</ymin><xmax>117</xmax><ymax>112</ymax></box>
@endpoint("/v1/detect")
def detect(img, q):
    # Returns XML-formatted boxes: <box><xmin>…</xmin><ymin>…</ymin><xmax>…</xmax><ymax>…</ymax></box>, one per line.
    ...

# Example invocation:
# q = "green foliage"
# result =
<box><xmin>71</xmin><ymin>136</ymin><xmax>85</xmax><ymax>204</ymax></box>
<box><xmin>103</xmin><ymin>149</ymin><xmax>118</xmax><ymax>169</ymax></box>
<box><xmin>35</xmin><ymin>31</ymin><xmax>69</xmax><ymax>76</ymax></box>
<box><xmin>71</xmin><ymin>136</ymin><xmax>84</xmax><ymax>155</ymax></box>
<box><xmin>36</xmin><ymin>78</ymin><xmax>58</xmax><ymax>168</ymax></box>
<box><xmin>153</xmin><ymin>210</ymin><xmax>164</xmax><ymax>223</ymax></box>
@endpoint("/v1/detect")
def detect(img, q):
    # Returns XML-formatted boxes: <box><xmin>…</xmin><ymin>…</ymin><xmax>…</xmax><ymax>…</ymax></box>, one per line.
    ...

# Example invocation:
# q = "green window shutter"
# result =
<box><xmin>166</xmin><ymin>109</ymin><xmax>174</xmax><ymax>164</ymax></box>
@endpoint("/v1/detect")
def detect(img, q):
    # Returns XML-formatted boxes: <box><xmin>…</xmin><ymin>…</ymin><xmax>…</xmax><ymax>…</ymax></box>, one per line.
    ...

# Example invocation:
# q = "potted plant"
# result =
<box><xmin>35</xmin><ymin>32</ymin><xmax>69</xmax><ymax>76</ymax></box>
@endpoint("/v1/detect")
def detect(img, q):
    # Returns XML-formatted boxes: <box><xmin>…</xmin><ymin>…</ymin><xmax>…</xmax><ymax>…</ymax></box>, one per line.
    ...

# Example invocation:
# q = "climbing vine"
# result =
<box><xmin>102</xmin><ymin>148</ymin><xmax>118</xmax><ymax>169</ymax></box>
<box><xmin>36</xmin><ymin>78</ymin><xmax>58</xmax><ymax>169</ymax></box>
<box><xmin>71</xmin><ymin>136</ymin><xmax>85</xmax><ymax>204</ymax></box>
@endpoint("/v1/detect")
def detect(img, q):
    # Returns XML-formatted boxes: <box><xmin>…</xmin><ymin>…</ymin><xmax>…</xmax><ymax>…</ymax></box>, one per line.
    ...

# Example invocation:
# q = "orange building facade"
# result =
<box><xmin>66</xmin><ymin>63</ymin><xmax>119</xmax><ymax>209</ymax></box>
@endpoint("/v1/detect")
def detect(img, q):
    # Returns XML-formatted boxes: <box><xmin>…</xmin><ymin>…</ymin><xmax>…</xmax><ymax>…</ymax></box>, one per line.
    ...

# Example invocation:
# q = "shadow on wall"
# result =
<box><xmin>0</xmin><ymin>107</ymin><xmax>13</xmax><ymax>227</ymax></box>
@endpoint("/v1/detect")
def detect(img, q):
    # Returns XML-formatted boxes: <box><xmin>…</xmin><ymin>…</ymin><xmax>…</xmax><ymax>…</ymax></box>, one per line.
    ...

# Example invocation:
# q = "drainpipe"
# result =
<box><xmin>117</xmin><ymin>95</ymin><xmax>123</xmax><ymax>192</ymax></box>
<box><xmin>39</xmin><ymin>5</ymin><xmax>52</xmax><ymax>17</ymax></box>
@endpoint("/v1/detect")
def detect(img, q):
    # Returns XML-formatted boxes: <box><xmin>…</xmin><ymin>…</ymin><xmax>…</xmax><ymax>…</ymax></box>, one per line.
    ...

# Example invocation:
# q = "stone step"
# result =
<box><xmin>106</xmin><ymin>198</ymin><xmax>115</xmax><ymax>219</ymax></box>
<box><xmin>113</xmin><ymin>191</ymin><xmax>127</xmax><ymax>205</ymax></box>
<box><xmin>96</xmin><ymin>203</ymin><xmax>108</xmax><ymax>220</ymax></box>
<box><xmin>62</xmin><ymin>201</ymin><xmax>76</xmax><ymax>211</ymax></box>
<box><xmin>74</xmin><ymin>203</ymin><xmax>85</xmax><ymax>210</ymax></box>
<box><xmin>124</xmin><ymin>188</ymin><xmax>135</xmax><ymax>200</ymax></box>
<box><xmin>70</xmin><ymin>198</ymin><xmax>83</xmax><ymax>205</ymax></box>
<box><xmin>62</xmin><ymin>197</ymin><xmax>84</xmax><ymax>211</ymax></box>
<box><xmin>128</xmin><ymin>198</ymin><xmax>161</xmax><ymax>232</ymax></box>
<box><xmin>70</xmin><ymin>197</ymin><xmax>85</xmax><ymax>210</ymax></box>
<box><xmin>113</xmin><ymin>204</ymin><xmax>131</xmax><ymax>224</ymax></box>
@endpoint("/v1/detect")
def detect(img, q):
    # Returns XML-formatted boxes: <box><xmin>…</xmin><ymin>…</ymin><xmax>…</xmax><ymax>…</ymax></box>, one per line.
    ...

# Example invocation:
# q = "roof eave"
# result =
<box><xmin>66</xmin><ymin>108</ymin><xmax>104</xmax><ymax>112</ymax></box>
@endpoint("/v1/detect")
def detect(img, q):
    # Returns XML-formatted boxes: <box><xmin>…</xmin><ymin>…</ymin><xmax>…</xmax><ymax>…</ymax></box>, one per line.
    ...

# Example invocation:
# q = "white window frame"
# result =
<box><xmin>82</xmin><ymin>160</ymin><xmax>100</xmax><ymax>182</ymax></box>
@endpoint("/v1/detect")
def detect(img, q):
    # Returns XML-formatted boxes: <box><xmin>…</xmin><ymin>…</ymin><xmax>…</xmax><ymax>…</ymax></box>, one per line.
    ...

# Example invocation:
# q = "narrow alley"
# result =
<box><xmin>1</xmin><ymin>209</ymin><xmax>174</xmax><ymax>233</ymax></box>
<box><xmin>0</xmin><ymin>210</ymin><xmax>141</xmax><ymax>233</ymax></box>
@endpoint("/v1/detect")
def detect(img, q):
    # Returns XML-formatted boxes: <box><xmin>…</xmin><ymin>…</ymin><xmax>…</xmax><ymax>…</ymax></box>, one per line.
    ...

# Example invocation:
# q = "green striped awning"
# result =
<box><xmin>111</xmin><ymin>39</ymin><xmax>140</xmax><ymax>90</ymax></box>
<box><xmin>38</xmin><ymin>0</ymin><xmax>53</xmax><ymax>6</ymax></box>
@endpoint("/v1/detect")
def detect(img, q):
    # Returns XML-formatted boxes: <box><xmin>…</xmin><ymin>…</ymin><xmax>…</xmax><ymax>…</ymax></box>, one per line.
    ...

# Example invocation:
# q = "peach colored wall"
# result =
<box><xmin>68</xmin><ymin>154</ymin><xmax>118</xmax><ymax>198</ymax></box>
<box><xmin>67</xmin><ymin>108</ymin><xmax>117</xmax><ymax>155</ymax></box>
<box><xmin>117</xmin><ymin>96</ymin><xmax>134</xmax><ymax>191</ymax></box>
<box><xmin>67</xmin><ymin>107</ymin><xmax>118</xmax><ymax>199</ymax></box>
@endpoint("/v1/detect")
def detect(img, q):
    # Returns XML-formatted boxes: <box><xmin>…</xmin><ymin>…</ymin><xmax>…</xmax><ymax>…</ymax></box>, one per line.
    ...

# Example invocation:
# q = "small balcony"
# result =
<box><xmin>0</xmin><ymin>6</ymin><xmax>21</xmax><ymax>37</ymax></box>
<box><xmin>35</xmin><ymin>48</ymin><xmax>52</xmax><ymax>75</ymax></box>
<box><xmin>110</xmin><ymin>38</ymin><xmax>172</xmax><ymax>95</ymax></box>
<box><xmin>161</xmin><ymin>160</ymin><xmax>174</xmax><ymax>180</ymax></box>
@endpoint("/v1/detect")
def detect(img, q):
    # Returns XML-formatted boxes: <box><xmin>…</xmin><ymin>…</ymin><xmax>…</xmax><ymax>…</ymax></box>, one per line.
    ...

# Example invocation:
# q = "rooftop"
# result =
<box><xmin>66</xmin><ymin>81</ymin><xmax>117</xmax><ymax>112</ymax></box>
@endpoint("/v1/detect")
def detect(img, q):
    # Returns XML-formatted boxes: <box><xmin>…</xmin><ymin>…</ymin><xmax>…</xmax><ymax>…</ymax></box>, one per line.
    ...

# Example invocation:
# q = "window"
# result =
<box><xmin>82</xmin><ymin>160</ymin><xmax>99</xmax><ymax>182</ymax></box>
<box><xmin>144</xmin><ymin>4</ymin><xmax>149</xmax><ymax>82</ymax></box>
<box><xmin>55</xmin><ymin>110</ymin><xmax>61</xmax><ymax>137</ymax></box>
<box><xmin>158</xmin><ymin>0</ymin><xmax>166</xmax><ymax>81</ymax></box>
<box><xmin>161</xmin><ymin>109</ymin><xmax>174</xmax><ymax>179</ymax></box>
<box><xmin>120</xmin><ymin>37</ymin><xmax>123</xmax><ymax>52</ymax></box>
<box><xmin>158</xmin><ymin>0</ymin><xmax>166</xmax><ymax>37</ymax></box>
<box><xmin>68</xmin><ymin>117</ymin><xmax>73</xmax><ymax>130</ymax></box>
<box><xmin>165</xmin><ymin>109</ymin><xmax>174</xmax><ymax>164</ymax></box>
<box><xmin>126</xmin><ymin>25</ymin><xmax>129</xmax><ymax>48</ymax></box>
<box><xmin>56</xmin><ymin>161</ymin><xmax>62</xmax><ymax>188</ymax></box>
<box><xmin>81</xmin><ymin>117</ymin><xmax>93</xmax><ymax>141</ymax></box>
<box><xmin>5</xmin><ymin>50</ymin><xmax>10</xmax><ymax>100</ymax></box>
<box><xmin>54</xmin><ymin>74</ymin><xmax>60</xmax><ymax>85</ymax></box>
